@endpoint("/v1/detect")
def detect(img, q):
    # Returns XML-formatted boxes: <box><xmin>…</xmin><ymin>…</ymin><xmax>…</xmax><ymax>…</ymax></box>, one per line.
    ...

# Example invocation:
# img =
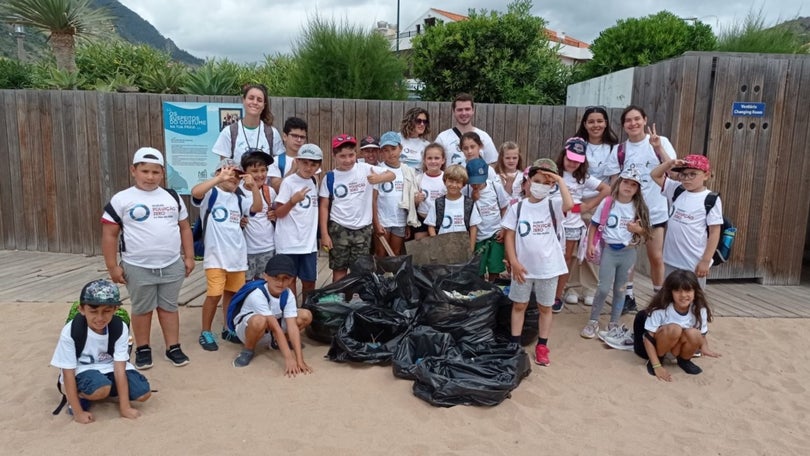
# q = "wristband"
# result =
<box><xmin>652</xmin><ymin>363</ymin><xmax>662</xmax><ymax>369</ymax></box>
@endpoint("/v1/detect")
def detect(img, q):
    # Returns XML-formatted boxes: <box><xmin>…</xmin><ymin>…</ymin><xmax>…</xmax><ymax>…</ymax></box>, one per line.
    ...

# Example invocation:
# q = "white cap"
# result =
<box><xmin>133</xmin><ymin>147</ymin><xmax>165</xmax><ymax>167</ymax></box>
<box><xmin>298</xmin><ymin>144</ymin><xmax>324</xmax><ymax>160</ymax></box>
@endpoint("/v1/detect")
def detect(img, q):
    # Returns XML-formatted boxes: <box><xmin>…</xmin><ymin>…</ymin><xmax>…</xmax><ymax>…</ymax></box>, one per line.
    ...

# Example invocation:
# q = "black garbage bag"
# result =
<box><xmin>392</xmin><ymin>326</ymin><xmax>459</xmax><ymax>380</ymax></box>
<box><xmin>417</xmin><ymin>271</ymin><xmax>501</xmax><ymax>345</ymax></box>
<box><xmin>495</xmin><ymin>291</ymin><xmax>540</xmax><ymax>346</ymax></box>
<box><xmin>303</xmin><ymin>275</ymin><xmax>375</xmax><ymax>343</ymax></box>
<box><xmin>411</xmin><ymin>342</ymin><xmax>531</xmax><ymax>407</ymax></box>
<box><xmin>413</xmin><ymin>258</ymin><xmax>481</xmax><ymax>299</ymax></box>
<box><xmin>352</xmin><ymin>255</ymin><xmax>419</xmax><ymax>317</ymax></box>
<box><xmin>327</xmin><ymin>306</ymin><xmax>411</xmax><ymax>364</ymax></box>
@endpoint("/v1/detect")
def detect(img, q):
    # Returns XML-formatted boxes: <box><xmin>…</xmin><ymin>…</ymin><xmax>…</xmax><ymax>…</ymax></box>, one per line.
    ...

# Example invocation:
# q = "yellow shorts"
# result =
<box><xmin>205</xmin><ymin>268</ymin><xmax>246</xmax><ymax>296</ymax></box>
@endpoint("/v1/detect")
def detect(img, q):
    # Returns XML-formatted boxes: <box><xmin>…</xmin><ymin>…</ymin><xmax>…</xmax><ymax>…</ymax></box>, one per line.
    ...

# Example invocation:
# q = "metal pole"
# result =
<box><xmin>396</xmin><ymin>0</ymin><xmax>400</xmax><ymax>52</ymax></box>
<box><xmin>14</xmin><ymin>24</ymin><xmax>26</xmax><ymax>62</ymax></box>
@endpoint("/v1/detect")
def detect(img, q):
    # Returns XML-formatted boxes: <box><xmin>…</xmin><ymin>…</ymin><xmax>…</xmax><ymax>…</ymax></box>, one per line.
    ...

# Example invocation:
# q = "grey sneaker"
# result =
<box><xmin>580</xmin><ymin>320</ymin><xmax>599</xmax><ymax>339</ymax></box>
<box><xmin>233</xmin><ymin>349</ymin><xmax>254</xmax><ymax>368</ymax></box>
<box><xmin>165</xmin><ymin>344</ymin><xmax>190</xmax><ymax>367</ymax></box>
<box><xmin>597</xmin><ymin>324</ymin><xmax>626</xmax><ymax>342</ymax></box>
<box><xmin>604</xmin><ymin>330</ymin><xmax>635</xmax><ymax>350</ymax></box>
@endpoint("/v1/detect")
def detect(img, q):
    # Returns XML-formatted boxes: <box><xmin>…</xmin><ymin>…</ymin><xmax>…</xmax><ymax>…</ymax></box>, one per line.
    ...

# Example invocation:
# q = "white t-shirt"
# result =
<box><xmin>212</xmin><ymin>120</ymin><xmax>285</xmax><ymax>164</ymax></box>
<box><xmin>241</xmin><ymin>184</ymin><xmax>276</xmax><ymax>255</ymax></box>
<box><xmin>319</xmin><ymin>163</ymin><xmax>388</xmax><ymax>229</ymax></box>
<box><xmin>435</xmin><ymin>127</ymin><xmax>498</xmax><ymax>166</ymax></box>
<box><xmin>592</xmin><ymin>198</ymin><xmax>637</xmax><ymax>246</ymax></box>
<box><xmin>274</xmin><ymin>174</ymin><xmax>319</xmax><ymax>254</ymax></box>
<box><xmin>501</xmin><ymin>198</ymin><xmax>567</xmax><ymax>279</ymax></box>
<box><xmin>399</xmin><ymin>135</ymin><xmax>430</xmax><ymax>173</ymax></box>
<box><xmin>466</xmin><ymin>180</ymin><xmax>509</xmax><ymax>240</ymax></box>
<box><xmin>424</xmin><ymin>196</ymin><xmax>482</xmax><ymax>233</ymax></box>
<box><xmin>102</xmin><ymin>186</ymin><xmax>188</xmax><ymax>269</ymax></box>
<box><xmin>556</xmin><ymin>173</ymin><xmax>603</xmax><ymax>229</ymax></box>
<box><xmin>645</xmin><ymin>303</ymin><xmax>709</xmax><ymax>335</ymax></box>
<box><xmin>417</xmin><ymin>172</ymin><xmax>446</xmax><ymax>216</ymax></box>
<box><xmin>267</xmin><ymin>154</ymin><xmax>294</xmax><ymax>179</ymax></box>
<box><xmin>192</xmin><ymin>187</ymin><xmax>253</xmax><ymax>271</ymax></box>
<box><xmin>662</xmin><ymin>179</ymin><xmax>724</xmax><ymax>271</ymax></box>
<box><xmin>375</xmin><ymin>164</ymin><xmax>407</xmax><ymax>227</ymax></box>
<box><xmin>584</xmin><ymin>143</ymin><xmax>620</xmax><ymax>198</ymax></box>
<box><xmin>51</xmin><ymin>321</ymin><xmax>134</xmax><ymax>379</ymax></box>
<box><xmin>237</xmin><ymin>285</ymin><xmax>298</xmax><ymax>323</ymax></box>
<box><xmin>606</xmin><ymin>135</ymin><xmax>676</xmax><ymax>224</ymax></box>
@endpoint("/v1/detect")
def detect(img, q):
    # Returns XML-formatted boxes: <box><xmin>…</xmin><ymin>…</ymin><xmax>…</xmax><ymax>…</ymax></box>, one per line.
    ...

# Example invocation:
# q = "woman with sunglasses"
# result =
<box><xmin>213</xmin><ymin>84</ymin><xmax>285</xmax><ymax>165</ymax></box>
<box><xmin>398</xmin><ymin>107</ymin><xmax>432</xmax><ymax>173</ymax></box>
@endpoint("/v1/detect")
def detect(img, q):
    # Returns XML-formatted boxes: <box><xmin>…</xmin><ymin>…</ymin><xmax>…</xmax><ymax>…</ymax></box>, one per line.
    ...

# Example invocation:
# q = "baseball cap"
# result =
<box><xmin>215</xmin><ymin>158</ymin><xmax>244</xmax><ymax>174</ymax></box>
<box><xmin>264</xmin><ymin>254</ymin><xmax>296</xmax><ymax>277</ymax></box>
<box><xmin>80</xmin><ymin>279</ymin><xmax>121</xmax><ymax>306</ymax></box>
<box><xmin>619</xmin><ymin>167</ymin><xmax>643</xmax><ymax>185</ymax></box>
<box><xmin>298</xmin><ymin>144</ymin><xmax>324</xmax><ymax>161</ymax></box>
<box><xmin>332</xmin><ymin>134</ymin><xmax>357</xmax><ymax>150</ymax></box>
<box><xmin>564</xmin><ymin>137</ymin><xmax>587</xmax><ymax>163</ymax></box>
<box><xmin>379</xmin><ymin>131</ymin><xmax>401</xmax><ymax>148</ymax></box>
<box><xmin>240</xmin><ymin>150</ymin><xmax>273</xmax><ymax>169</ymax></box>
<box><xmin>672</xmin><ymin>154</ymin><xmax>711</xmax><ymax>173</ymax></box>
<box><xmin>133</xmin><ymin>147</ymin><xmax>164</xmax><ymax>167</ymax></box>
<box><xmin>529</xmin><ymin>158</ymin><xmax>558</xmax><ymax>174</ymax></box>
<box><xmin>359</xmin><ymin>135</ymin><xmax>380</xmax><ymax>149</ymax></box>
<box><xmin>466</xmin><ymin>158</ymin><xmax>488</xmax><ymax>185</ymax></box>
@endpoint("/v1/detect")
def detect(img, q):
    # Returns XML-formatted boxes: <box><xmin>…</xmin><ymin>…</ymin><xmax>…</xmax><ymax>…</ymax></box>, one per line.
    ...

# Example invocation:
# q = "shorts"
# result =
<box><xmin>75</xmin><ymin>369</ymin><xmax>150</xmax><ymax>400</ymax></box>
<box><xmin>508</xmin><ymin>277</ymin><xmax>558</xmax><ymax>306</ymax></box>
<box><xmin>284</xmin><ymin>252</ymin><xmax>318</xmax><ymax>282</ymax></box>
<box><xmin>247</xmin><ymin>250</ymin><xmax>275</xmax><ymax>281</ymax></box>
<box><xmin>235</xmin><ymin>313</ymin><xmax>287</xmax><ymax>347</ymax></box>
<box><xmin>412</xmin><ymin>214</ymin><xmax>429</xmax><ymax>234</ymax></box>
<box><xmin>564</xmin><ymin>226</ymin><xmax>584</xmax><ymax>241</ymax></box>
<box><xmin>122</xmin><ymin>259</ymin><xmax>185</xmax><ymax>315</ymax></box>
<box><xmin>327</xmin><ymin>221</ymin><xmax>372</xmax><ymax>270</ymax></box>
<box><xmin>205</xmin><ymin>268</ymin><xmax>246</xmax><ymax>297</ymax></box>
<box><xmin>665</xmin><ymin>264</ymin><xmax>707</xmax><ymax>289</ymax></box>
<box><xmin>383</xmin><ymin>225</ymin><xmax>406</xmax><ymax>238</ymax></box>
<box><xmin>474</xmin><ymin>236</ymin><xmax>505</xmax><ymax>275</ymax></box>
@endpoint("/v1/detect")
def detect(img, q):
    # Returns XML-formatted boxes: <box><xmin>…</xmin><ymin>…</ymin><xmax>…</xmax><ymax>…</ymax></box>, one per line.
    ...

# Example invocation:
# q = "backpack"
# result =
<box><xmin>52</xmin><ymin>304</ymin><xmax>129</xmax><ymax>415</ymax></box>
<box><xmin>434</xmin><ymin>195</ymin><xmax>474</xmax><ymax>234</ymax></box>
<box><xmin>225</xmin><ymin>279</ymin><xmax>291</xmax><ymax>339</ymax></box>
<box><xmin>672</xmin><ymin>186</ymin><xmax>736</xmax><ymax>266</ymax></box>
<box><xmin>104</xmin><ymin>188</ymin><xmax>181</xmax><ymax>253</ymax></box>
<box><xmin>229</xmin><ymin>122</ymin><xmax>274</xmax><ymax>159</ymax></box>
<box><xmin>515</xmin><ymin>198</ymin><xmax>560</xmax><ymax>243</ymax></box>
<box><xmin>191</xmin><ymin>187</ymin><xmax>246</xmax><ymax>260</ymax></box>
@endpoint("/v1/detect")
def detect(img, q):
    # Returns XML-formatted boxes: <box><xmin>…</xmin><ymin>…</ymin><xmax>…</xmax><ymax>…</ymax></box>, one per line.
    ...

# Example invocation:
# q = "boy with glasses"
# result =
<box><xmin>269</xmin><ymin>117</ymin><xmax>309</xmax><ymax>192</ymax></box>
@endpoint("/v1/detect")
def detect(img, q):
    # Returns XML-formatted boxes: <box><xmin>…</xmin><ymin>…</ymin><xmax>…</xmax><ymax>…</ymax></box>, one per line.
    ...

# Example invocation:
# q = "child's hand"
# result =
<box><xmin>414</xmin><ymin>191</ymin><xmax>425</xmax><ymax>205</ymax></box>
<box><xmin>321</xmin><ymin>234</ymin><xmax>333</xmax><ymax>251</ymax></box>
<box><xmin>266</xmin><ymin>208</ymin><xmax>276</xmax><ymax>221</ymax></box>
<box><xmin>647</xmin><ymin>123</ymin><xmax>661</xmax><ymax>148</ymax></box>
<box><xmin>367</xmin><ymin>169</ymin><xmax>382</xmax><ymax>185</ymax></box>
<box><xmin>108</xmin><ymin>265</ymin><xmax>127</xmax><ymax>285</ymax></box>
<box><xmin>695</xmin><ymin>259</ymin><xmax>711</xmax><ymax>278</ymax></box>
<box><xmin>242</xmin><ymin>173</ymin><xmax>256</xmax><ymax>189</ymax></box>
<box><xmin>511</xmin><ymin>261</ymin><xmax>527</xmax><ymax>284</ymax></box>
<box><xmin>291</xmin><ymin>187</ymin><xmax>309</xmax><ymax>204</ymax></box>
<box><xmin>586</xmin><ymin>244</ymin><xmax>596</xmax><ymax>260</ymax></box>
<box><xmin>653</xmin><ymin>365</ymin><xmax>672</xmax><ymax>382</ymax></box>
<box><xmin>297</xmin><ymin>360</ymin><xmax>313</xmax><ymax>374</ymax></box>
<box><xmin>284</xmin><ymin>356</ymin><xmax>302</xmax><ymax>377</ymax></box>
<box><xmin>217</xmin><ymin>166</ymin><xmax>238</xmax><ymax>182</ymax></box>
<box><xmin>239</xmin><ymin>215</ymin><xmax>249</xmax><ymax>229</ymax></box>
<box><xmin>702</xmin><ymin>348</ymin><xmax>722</xmax><ymax>358</ymax></box>
<box><xmin>374</xmin><ymin>223</ymin><xmax>385</xmax><ymax>236</ymax></box>
<box><xmin>495</xmin><ymin>230</ymin><xmax>505</xmax><ymax>243</ymax></box>
<box><xmin>120</xmin><ymin>407</ymin><xmax>141</xmax><ymax>420</ymax></box>
<box><xmin>539</xmin><ymin>170</ymin><xmax>561</xmax><ymax>182</ymax></box>
<box><xmin>73</xmin><ymin>410</ymin><xmax>94</xmax><ymax>424</ymax></box>
<box><xmin>627</xmin><ymin>220</ymin><xmax>642</xmax><ymax>234</ymax></box>
<box><xmin>183</xmin><ymin>257</ymin><xmax>195</xmax><ymax>277</ymax></box>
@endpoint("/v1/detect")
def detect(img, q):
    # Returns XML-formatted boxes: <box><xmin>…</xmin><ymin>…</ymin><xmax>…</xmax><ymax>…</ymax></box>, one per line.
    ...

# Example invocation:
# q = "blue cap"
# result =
<box><xmin>379</xmin><ymin>131</ymin><xmax>401</xmax><ymax>148</ymax></box>
<box><xmin>466</xmin><ymin>158</ymin><xmax>488</xmax><ymax>185</ymax></box>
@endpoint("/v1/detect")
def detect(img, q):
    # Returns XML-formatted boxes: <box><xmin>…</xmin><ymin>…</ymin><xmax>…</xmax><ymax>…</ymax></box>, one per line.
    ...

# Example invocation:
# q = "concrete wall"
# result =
<box><xmin>566</xmin><ymin>67</ymin><xmax>635</xmax><ymax>108</ymax></box>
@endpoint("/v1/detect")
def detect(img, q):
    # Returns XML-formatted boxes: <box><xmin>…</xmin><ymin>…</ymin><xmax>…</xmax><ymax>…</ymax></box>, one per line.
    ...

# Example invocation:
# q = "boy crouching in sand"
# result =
<box><xmin>50</xmin><ymin>280</ymin><xmax>151</xmax><ymax>423</ymax></box>
<box><xmin>232</xmin><ymin>255</ymin><xmax>313</xmax><ymax>375</ymax></box>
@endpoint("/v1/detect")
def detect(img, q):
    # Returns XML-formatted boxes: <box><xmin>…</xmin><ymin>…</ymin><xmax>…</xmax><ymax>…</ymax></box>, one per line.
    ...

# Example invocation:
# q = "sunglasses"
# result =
<box><xmin>414</xmin><ymin>118</ymin><xmax>429</xmax><ymax>125</ymax></box>
<box><xmin>584</xmin><ymin>105</ymin><xmax>608</xmax><ymax>113</ymax></box>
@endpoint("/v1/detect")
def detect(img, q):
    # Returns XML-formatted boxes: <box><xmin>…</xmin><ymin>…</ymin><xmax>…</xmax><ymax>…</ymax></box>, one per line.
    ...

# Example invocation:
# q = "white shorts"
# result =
<box><xmin>508</xmin><ymin>277</ymin><xmax>558</xmax><ymax>306</ymax></box>
<box><xmin>235</xmin><ymin>313</ymin><xmax>287</xmax><ymax>347</ymax></box>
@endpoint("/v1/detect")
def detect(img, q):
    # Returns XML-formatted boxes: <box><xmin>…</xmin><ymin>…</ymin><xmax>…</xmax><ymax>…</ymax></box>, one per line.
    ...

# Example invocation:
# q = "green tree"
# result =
<box><xmin>288</xmin><ymin>15</ymin><xmax>406</xmax><ymax>100</ymax></box>
<box><xmin>238</xmin><ymin>54</ymin><xmax>297</xmax><ymax>97</ymax></box>
<box><xmin>75</xmin><ymin>39</ymin><xmax>177</xmax><ymax>91</ymax></box>
<box><xmin>716</xmin><ymin>8</ymin><xmax>807</xmax><ymax>53</ymax></box>
<box><xmin>0</xmin><ymin>0</ymin><xmax>113</xmax><ymax>73</ymax></box>
<box><xmin>410</xmin><ymin>0</ymin><xmax>569</xmax><ymax>104</ymax></box>
<box><xmin>580</xmin><ymin>11</ymin><xmax>716</xmax><ymax>80</ymax></box>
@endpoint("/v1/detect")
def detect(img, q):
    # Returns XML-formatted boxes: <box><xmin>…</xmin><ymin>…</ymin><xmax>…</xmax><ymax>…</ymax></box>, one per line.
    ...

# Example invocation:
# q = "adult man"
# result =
<box><xmin>435</xmin><ymin>93</ymin><xmax>498</xmax><ymax>166</ymax></box>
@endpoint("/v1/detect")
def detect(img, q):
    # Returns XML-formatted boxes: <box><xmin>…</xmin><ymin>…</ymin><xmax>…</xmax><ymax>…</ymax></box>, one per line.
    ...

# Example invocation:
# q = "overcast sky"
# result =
<box><xmin>117</xmin><ymin>0</ymin><xmax>805</xmax><ymax>63</ymax></box>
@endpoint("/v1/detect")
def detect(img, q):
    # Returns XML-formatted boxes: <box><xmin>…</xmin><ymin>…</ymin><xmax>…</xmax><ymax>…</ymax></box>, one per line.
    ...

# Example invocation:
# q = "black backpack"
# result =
<box><xmin>672</xmin><ymin>186</ymin><xmax>737</xmax><ymax>266</ymax></box>
<box><xmin>229</xmin><ymin>122</ymin><xmax>274</xmax><ymax>158</ymax></box>
<box><xmin>434</xmin><ymin>195</ymin><xmax>474</xmax><ymax>234</ymax></box>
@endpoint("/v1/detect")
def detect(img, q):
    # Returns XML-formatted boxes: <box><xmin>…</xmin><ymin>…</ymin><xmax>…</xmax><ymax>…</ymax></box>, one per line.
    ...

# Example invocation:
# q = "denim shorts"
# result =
<box><xmin>75</xmin><ymin>369</ymin><xmax>151</xmax><ymax>400</ymax></box>
<box><xmin>286</xmin><ymin>252</ymin><xmax>318</xmax><ymax>282</ymax></box>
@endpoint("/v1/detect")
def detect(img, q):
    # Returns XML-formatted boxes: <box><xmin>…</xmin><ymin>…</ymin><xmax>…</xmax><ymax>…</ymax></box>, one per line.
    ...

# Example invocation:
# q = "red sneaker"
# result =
<box><xmin>535</xmin><ymin>344</ymin><xmax>550</xmax><ymax>366</ymax></box>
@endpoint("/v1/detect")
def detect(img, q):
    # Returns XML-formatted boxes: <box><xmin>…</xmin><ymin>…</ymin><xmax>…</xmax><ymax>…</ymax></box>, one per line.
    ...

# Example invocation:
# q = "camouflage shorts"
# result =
<box><xmin>327</xmin><ymin>221</ymin><xmax>372</xmax><ymax>270</ymax></box>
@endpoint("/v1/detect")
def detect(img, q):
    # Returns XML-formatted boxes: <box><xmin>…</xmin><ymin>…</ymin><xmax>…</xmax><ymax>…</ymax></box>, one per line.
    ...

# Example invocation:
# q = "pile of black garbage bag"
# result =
<box><xmin>303</xmin><ymin>256</ymin><xmax>532</xmax><ymax>407</ymax></box>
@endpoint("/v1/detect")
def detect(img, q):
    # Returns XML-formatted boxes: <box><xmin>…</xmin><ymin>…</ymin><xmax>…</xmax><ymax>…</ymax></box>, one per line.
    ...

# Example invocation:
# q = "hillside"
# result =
<box><xmin>777</xmin><ymin>16</ymin><xmax>810</xmax><ymax>46</ymax></box>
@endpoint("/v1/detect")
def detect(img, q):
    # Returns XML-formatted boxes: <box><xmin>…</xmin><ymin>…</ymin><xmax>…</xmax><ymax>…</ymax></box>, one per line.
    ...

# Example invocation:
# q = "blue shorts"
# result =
<box><xmin>75</xmin><ymin>369</ymin><xmax>150</xmax><ymax>400</ymax></box>
<box><xmin>285</xmin><ymin>252</ymin><xmax>318</xmax><ymax>282</ymax></box>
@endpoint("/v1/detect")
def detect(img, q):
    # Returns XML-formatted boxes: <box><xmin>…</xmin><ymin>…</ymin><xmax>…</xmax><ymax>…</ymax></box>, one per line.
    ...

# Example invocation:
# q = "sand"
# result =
<box><xmin>2</xmin><ymin>302</ymin><xmax>809</xmax><ymax>455</ymax></box>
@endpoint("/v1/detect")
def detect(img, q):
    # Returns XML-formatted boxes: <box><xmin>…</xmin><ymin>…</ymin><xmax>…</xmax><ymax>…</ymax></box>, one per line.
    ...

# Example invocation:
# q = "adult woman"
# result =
<box><xmin>212</xmin><ymin>84</ymin><xmax>284</xmax><ymax>164</ymax></box>
<box><xmin>614</xmin><ymin>105</ymin><xmax>677</xmax><ymax>310</ymax></box>
<box><xmin>398</xmin><ymin>107</ymin><xmax>431</xmax><ymax>173</ymax></box>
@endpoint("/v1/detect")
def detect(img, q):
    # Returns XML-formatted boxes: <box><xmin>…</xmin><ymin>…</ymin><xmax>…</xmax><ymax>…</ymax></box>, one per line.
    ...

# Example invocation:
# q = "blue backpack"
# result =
<box><xmin>226</xmin><ymin>279</ymin><xmax>291</xmax><ymax>339</ymax></box>
<box><xmin>192</xmin><ymin>187</ymin><xmax>245</xmax><ymax>260</ymax></box>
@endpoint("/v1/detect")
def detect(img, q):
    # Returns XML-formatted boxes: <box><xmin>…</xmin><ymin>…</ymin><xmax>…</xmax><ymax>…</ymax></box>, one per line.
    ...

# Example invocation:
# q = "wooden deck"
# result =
<box><xmin>1</xmin><ymin>249</ymin><xmax>808</xmax><ymax>318</ymax></box>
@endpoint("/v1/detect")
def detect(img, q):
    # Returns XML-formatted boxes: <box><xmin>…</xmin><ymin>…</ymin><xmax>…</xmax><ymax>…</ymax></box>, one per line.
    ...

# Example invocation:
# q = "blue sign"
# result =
<box><xmin>732</xmin><ymin>102</ymin><xmax>765</xmax><ymax>117</ymax></box>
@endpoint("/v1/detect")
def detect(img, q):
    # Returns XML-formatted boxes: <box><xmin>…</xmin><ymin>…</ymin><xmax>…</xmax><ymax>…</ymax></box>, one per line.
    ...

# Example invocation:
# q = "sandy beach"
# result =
<box><xmin>1</xmin><ymin>301</ymin><xmax>808</xmax><ymax>455</ymax></box>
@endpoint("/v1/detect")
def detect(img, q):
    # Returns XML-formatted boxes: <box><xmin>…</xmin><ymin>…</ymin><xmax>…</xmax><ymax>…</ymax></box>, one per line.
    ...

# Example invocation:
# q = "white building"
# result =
<box><xmin>378</xmin><ymin>8</ymin><xmax>592</xmax><ymax>65</ymax></box>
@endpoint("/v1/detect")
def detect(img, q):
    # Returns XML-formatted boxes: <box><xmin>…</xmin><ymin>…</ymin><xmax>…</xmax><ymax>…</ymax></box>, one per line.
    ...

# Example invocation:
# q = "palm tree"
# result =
<box><xmin>0</xmin><ymin>0</ymin><xmax>113</xmax><ymax>73</ymax></box>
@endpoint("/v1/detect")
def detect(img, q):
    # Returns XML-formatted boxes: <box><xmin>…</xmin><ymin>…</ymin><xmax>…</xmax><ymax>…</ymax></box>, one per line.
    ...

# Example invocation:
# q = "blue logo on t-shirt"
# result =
<box><xmin>299</xmin><ymin>195</ymin><xmax>313</xmax><ymax>209</ymax></box>
<box><xmin>129</xmin><ymin>204</ymin><xmax>150</xmax><ymax>222</ymax></box>
<box><xmin>212</xmin><ymin>207</ymin><xmax>229</xmax><ymax>222</ymax></box>
<box><xmin>380</xmin><ymin>181</ymin><xmax>394</xmax><ymax>193</ymax></box>
<box><xmin>518</xmin><ymin>220</ymin><xmax>531</xmax><ymax>237</ymax></box>
<box><xmin>441</xmin><ymin>215</ymin><xmax>452</xmax><ymax>229</ymax></box>
<box><xmin>606</xmin><ymin>214</ymin><xmax>619</xmax><ymax>228</ymax></box>
<box><xmin>334</xmin><ymin>184</ymin><xmax>349</xmax><ymax>198</ymax></box>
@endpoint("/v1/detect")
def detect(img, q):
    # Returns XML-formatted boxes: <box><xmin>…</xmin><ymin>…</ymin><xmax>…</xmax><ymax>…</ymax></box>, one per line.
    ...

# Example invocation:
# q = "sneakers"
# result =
<box><xmin>621</xmin><ymin>295</ymin><xmax>637</xmax><ymax>315</ymax></box>
<box><xmin>222</xmin><ymin>327</ymin><xmax>241</xmax><ymax>344</ymax></box>
<box><xmin>198</xmin><ymin>331</ymin><xmax>219</xmax><ymax>351</ymax></box>
<box><xmin>604</xmin><ymin>330</ymin><xmax>635</xmax><ymax>351</ymax></box>
<box><xmin>580</xmin><ymin>320</ymin><xmax>599</xmax><ymax>339</ymax></box>
<box><xmin>233</xmin><ymin>349</ymin><xmax>255</xmax><ymax>368</ymax></box>
<box><xmin>563</xmin><ymin>290</ymin><xmax>579</xmax><ymax>304</ymax></box>
<box><xmin>165</xmin><ymin>344</ymin><xmax>190</xmax><ymax>367</ymax></box>
<box><xmin>134</xmin><ymin>345</ymin><xmax>153</xmax><ymax>370</ymax></box>
<box><xmin>676</xmin><ymin>357</ymin><xmax>702</xmax><ymax>375</ymax></box>
<box><xmin>583</xmin><ymin>295</ymin><xmax>594</xmax><ymax>306</ymax></box>
<box><xmin>597</xmin><ymin>324</ymin><xmax>627</xmax><ymax>342</ymax></box>
<box><xmin>534</xmin><ymin>344</ymin><xmax>550</xmax><ymax>366</ymax></box>
<box><xmin>551</xmin><ymin>298</ymin><xmax>564</xmax><ymax>313</ymax></box>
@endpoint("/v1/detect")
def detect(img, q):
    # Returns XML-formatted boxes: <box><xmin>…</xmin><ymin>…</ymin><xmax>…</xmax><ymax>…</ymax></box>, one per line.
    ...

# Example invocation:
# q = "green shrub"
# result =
<box><xmin>140</xmin><ymin>63</ymin><xmax>189</xmax><ymax>94</ymax></box>
<box><xmin>0</xmin><ymin>58</ymin><xmax>34</xmax><ymax>88</ymax></box>
<box><xmin>75</xmin><ymin>40</ymin><xmax>174</xmax><ymax>90</ymax></box>
<box><xmin>182</xmin><ymin>59</ymin><xmax>240</xmax><ymax>95</ymax></box>
<box><xmin>716</xmin><ymin>8</ymin><xmax>807</xmax><ymax>53</ymax></box>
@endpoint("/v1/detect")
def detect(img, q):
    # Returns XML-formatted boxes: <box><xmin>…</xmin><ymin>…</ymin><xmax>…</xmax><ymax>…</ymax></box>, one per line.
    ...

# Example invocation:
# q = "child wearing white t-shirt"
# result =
<box><xmin>425</xmin><ymin>165</ymin><xmax>482</xmax><ymax>253</ymax></box>
<box><xmin>319</xmin><ymin>134</ymin><xmax>395</xmax><ymax>283</ymax></box>
<box><xmin>240</xmin><ymin>151</ymin><xmax>277</xmax><ymax>281</ymax></box>
<box><xmin>191</xmin><ymin>159</ymin><xmax>262</xmax><ymax>352</ymax></box>
<box><xmin>651</xmin><ymin>154</ymin><xmax>723</xmax><ymax>289</ymax></box>
<box><xmin>465</xmin><ymin>158</ymin><xmax>509</xmax><ymax>281</ymax></box>
<box><xmin>268</xmin><ymin>117</ymin><xmax>308</xmax><ymax>193</ymax></box>
<box><xmin>502</xmin><ymin>158</ymin><xmax>573</xmax><ymax>367</ymax></box>
<box><xmin>373</xmin><ymin>131</ymin><xmax>419</xmax><ymax>256</ymax></box>
<box><xmin>412</xmin><ymin>143</ymin><xmax>446</xmax><ymax>240</ymax></box>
